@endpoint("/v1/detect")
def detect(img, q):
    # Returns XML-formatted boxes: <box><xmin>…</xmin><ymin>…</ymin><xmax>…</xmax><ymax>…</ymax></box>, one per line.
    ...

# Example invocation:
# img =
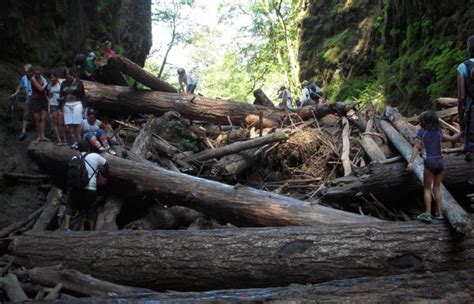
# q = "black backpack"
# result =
<box><xmin>464</xmin><ymin>60</ymin><xmax>474</xmax><ymax>98</ymax></box>
<box><xmin>308</xmin><ymin>83</ymin><xmax>322</xmax><ymax>100</ymax></box>
<box><xmin>67</xmin><ymin>154</ymin><xmax>90</xmax><ymax>191</ymax></box>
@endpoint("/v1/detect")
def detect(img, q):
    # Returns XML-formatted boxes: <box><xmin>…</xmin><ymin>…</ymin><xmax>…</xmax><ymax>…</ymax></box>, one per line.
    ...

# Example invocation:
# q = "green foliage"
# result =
<box><xmin>97</xmin><ymin>0</ymin><xmax>108</xmax><ymax>13</ymax></box>
<box><xmin>166</xmin><ymin>119</ymin><xmax>184</xmax><ymax>134</ymax></box>
<box><xmin>180</xmin><ymin>138</ymin><xmax>199</xmax><ymax>152</ymax></box>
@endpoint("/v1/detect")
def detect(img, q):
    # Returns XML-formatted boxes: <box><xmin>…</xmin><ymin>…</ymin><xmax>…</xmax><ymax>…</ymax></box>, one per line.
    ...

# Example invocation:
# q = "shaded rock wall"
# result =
<box><xmin>299</xmin><ymin>0</ymin><xmax>473</xmax><ymax>111</ymax></box>
<box><xmin>0</xmin><ymin>0</ymin><xmax>152</xmax><ymax>68</ymax></box>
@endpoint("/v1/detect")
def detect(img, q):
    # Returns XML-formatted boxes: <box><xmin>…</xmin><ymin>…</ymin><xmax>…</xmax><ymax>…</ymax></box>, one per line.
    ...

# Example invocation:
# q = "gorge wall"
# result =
<box><xmin>299</xmin><ymin>0</ymin><xmax>473</xmax><ymax>112</ymax></box>
<box><xmin>0</xmin><ymin>0</ymin><xmax>152</xmax><ymax>89</ymax></box>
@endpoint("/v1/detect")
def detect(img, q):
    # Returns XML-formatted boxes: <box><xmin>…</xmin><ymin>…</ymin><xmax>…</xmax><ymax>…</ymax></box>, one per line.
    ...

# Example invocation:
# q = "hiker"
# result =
<box><xmin>457</xmin><ymin>34</ymin><xmax>474</xmax><ymax>160</ymax></box>
<box><xmin>10</xmin><ymin>64</ymin><xmax>33</xmax><ymax>141</ymax></box>
<box><xmin>103</xmin><ymin>40</ymin><xmax>117</xmax><ymax>58</ymax></box>
<box><xmin>86</xmin><ymin>52</ymin><xmax>97</xmax><ymax>74</ymax></box>
<box><xmin>64</xmin><ymin>140</ymin><xmax>108</xmax><ymax>231</ymax></box>
<box><xmin>80</xmin><ymin>108</ymin><xmax>115</xmax><ymax>154</ymax></box>
<box><xmin>30</xmin><ymin>66</ymin><xmax>50</xmax><ymax>143</ymax></box>
<box><xmin>75</xmin><ymin>53</ymin><xmax>93</xmax><ymax>81</ymax></box>
<box><xmin>60</xmin><ymin>67</ymin><xmax>85</xmax><ymax>149</ymax></box>
<box><xmin>47</xmin><ymin>71</ymin><xmax>67</xmax><ymax>145</ymax></box>
<box><xmin>406</xmin><ymin>110</ymin><xmax>461</xmax><ymax>223</ymax></box>
<box><xmin>278</xmin><ymin>84</ymin><xmax>295</xmax><ymax>110</ymax></box>
<box><xmin>177</xmin><ymin>68</ymin><xmax>197</xmax><ymax>94</ymax></box>
<box><xmin>300</xmin><ymin>80</ymin><xmax>311</xmax><ymax>107</ymax></box>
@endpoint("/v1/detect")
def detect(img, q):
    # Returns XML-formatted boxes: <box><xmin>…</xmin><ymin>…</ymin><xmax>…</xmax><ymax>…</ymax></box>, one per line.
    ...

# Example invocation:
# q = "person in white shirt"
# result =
<box><xmin>80</xmin><ymin>108</ymin><xmax>115</xmax><ymax>155</ymax></box>
<box><xmin>177</xmin><ymin>68</ymin><xmax>197</xmax><ymax>94</ymax></box>
<box><xmin>300</xmin><ymin>80</ymin><xmax>311</xmax><ymax>107</ymax></box>
<box><xmin>278</xmin><ymin>84</ymin><xmax>294</xmax><ymax>110</ymax></box>
<box><xmin>64</xmin><ymin>140</ymin><xmax>108</xmax><ymax>231</ymax></box>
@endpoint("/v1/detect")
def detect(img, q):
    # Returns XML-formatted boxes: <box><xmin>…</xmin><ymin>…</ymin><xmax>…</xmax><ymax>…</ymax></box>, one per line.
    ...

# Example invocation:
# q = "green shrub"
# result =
<box><xmin>180</xmin><ymin>138</ymin><xmax>199</xmax><ymax>152</ymax></box>
<box><xmin>166</xmin><ymin>119</ymin><xmax>184</xmax><ymax>134</ymax></box>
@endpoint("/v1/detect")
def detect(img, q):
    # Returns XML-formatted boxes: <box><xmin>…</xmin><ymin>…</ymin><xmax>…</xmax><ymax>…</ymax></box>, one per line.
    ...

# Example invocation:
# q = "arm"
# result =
<box><xmin>30</xmin><ymin>77</ymin><xmax>45</xmax><ymax>91</ymax></box>
<box><xmin>457</xmin><ymin>73</ymin><xmax>466</xmax><ymax>131</ymax></box>
<box><xmin>406</xmin><ymin>139</ymin><xmax>422</xmax><ymax>172</ymax></box>
<box><xmin>442</xmin><ymin>132</ymin><xmax>462</xmax><ymax>143</ymax></box>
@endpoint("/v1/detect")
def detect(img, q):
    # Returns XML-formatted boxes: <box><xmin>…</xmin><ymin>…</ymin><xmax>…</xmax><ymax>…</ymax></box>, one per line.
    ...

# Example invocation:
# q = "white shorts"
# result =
<box><xmin>63</xmin><ymin>102</ymin><xmax>83</xmax><ymax>125</ymax></box>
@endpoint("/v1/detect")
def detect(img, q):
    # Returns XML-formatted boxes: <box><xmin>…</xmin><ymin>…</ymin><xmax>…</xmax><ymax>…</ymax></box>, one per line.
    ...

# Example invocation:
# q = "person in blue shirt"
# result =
<box><xmin>10</xmin><ymin>64</ymin><xmax>33</xmax><ymax>141</ymax></box>
<box><xmin>456</xmin><ymin>35</ymin><xmax>474</xmax><ymax>160</ymax></box>
<box><xmin>407</xmin><ymin>111</ymin><xmax>461</xmax><ymax>223</ymax></box>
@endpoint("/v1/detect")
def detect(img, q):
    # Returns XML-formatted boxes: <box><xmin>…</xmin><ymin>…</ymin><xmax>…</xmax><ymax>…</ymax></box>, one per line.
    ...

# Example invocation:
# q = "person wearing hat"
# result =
<box><xmin>177</xmin><ymin>68</ymin><xmax>197</xmax><ymax>94</ymax></box>
<box><xmin>278</xmin><ymin>84</ymin><xmax>294</xmax><ymax>110</ymax></box>
<box><xmin>80</xmin><ymin>108</ymin><xmax>115</xmax><ymax>155</ymax></box>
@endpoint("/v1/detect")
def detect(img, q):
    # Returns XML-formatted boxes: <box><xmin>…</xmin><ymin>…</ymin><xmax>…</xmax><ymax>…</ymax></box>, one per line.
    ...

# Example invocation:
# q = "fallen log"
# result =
<box><xmin>83</xmin><ymin>81</ymin><xmax>355</xmax><ymax>125</ymax></box>
<box><xmin>253</xmin><ymin>88</ymin><xmax>275</xmax><ymax>107</ymax></box>
<box><xmin>129</xmin><ymin>117</ymin><xmax>159</xmax><ymax>159</ymax></box>
<box><xmin>2</xmin><ymin>172</ymin><xmax>49</xmax><ymax>181</ymax></box>
<box><xmin>94</xmin><ymin>56</ymin><xmax>129</xmax><ymax>86</ymax></box>
<box><xmin>341</xmin><ymin>117</ymin><xmax>352</xmax><ymax>176</ymax></box>
<box><xmin>108</xmin><ymin>55</ymin><xmax>177</xmax><ymax>93</ymax></box>
<box><xmin>95</xmin><ymin>196</ymin><xmax>123</xmax><ymax>231</ymax></box>
<box><xmin>385</xmin><ymin>106</ymin><xmax>419</xmax><ymax>145</ymax></box>
<box><xmin>10</xmin><ymin>218</ymin><xmax>474</xmax><ymax>291</ymax></box>
<box><xmin>0</xmin><ymin>273</ymin><xmax>28</xmax><ymax>302</ymax></box>
<box><xmin>92</xmin><ymin>270</ymin><xmax>474</xmax><ymax>303</ymax></box>
<box><xmin>32</xmin><ymin>187</ymin><xmax>62</xmax><ymax>231</ymax></box>
<box><xmin>438</xmin><ymin>97</ymin><xmax>458</xmax><ymax>108</ymax></box>
<box><xmin>359</xmin><ymin>137</ymin><xmax>386</xmax><ymax>162</ymax></box>
<box><xmin>323</xmin><ymin>154</ymin><xmax>473</xmax><ymax>205</ymax></box>
<box><xmin>379</xmin><ymin>119</ymin><xmax>471</xmax><ymax>237</ymax></box>
<box><xmin>23</xmin><ymin>267</ymin><xmax>153</xmax><ymax>297</ymax></box>
<box><xmin>407</xmin><ymin>106</ymin><xmax>458</xmax><ymax>124</ymax></box>
<box><xmin>28</xmin><ymin>142</ymin><xmax>374</xmax><ymax>226</ymax></box>
<box><xmin>0</xmin><ymin>207</ymin><xmax>45</xmax><ymax>238</ymax></box>
<box><xmin>185</xmin><ymin>132</ymin><xmax>288</xmax><ymax>162</ymax></box>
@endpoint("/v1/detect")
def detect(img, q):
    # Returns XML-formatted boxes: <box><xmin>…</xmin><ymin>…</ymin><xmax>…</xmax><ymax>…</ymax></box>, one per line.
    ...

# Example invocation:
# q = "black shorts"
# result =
<box><xmin>66</xmin><ymin>189</ymin><xmax>98</xmax><ymax>220</ymax></box>
<box><xmin>30</xmin><ymin>97</ymin><xmax>48</xmax><ymax>114</ymax></box>
<box><xmin>424</xmin><ymin>158</ymin><xmax>444</xmax><ymax>175</ymax></box>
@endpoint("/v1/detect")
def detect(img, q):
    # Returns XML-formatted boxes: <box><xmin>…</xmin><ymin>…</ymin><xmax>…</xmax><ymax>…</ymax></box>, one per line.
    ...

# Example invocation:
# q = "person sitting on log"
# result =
<box><xmin>278</xmin><ymin>84</ymin><xmax>295</xmax><ymax>110</ymax></box>
<box><xmin>177</xmin><ymin>68</ymin><xmax>197</xmax><ymax>94</ymax></box>
<box><xmin>60</xmin><ymin>67</ymin><xmax>85</xmax><ymax>149</ymax></box>
<box><xmin>64</xmin><ymin>140</ymin><xmax>108</xmax><ymax>232</ymax></box>
<box><xmin>103</xmin><ymin>40</ymin><xmax>117</xmax><ymax>58</ymax></box>
<box><xmin>80</xmin><ymin>108</ymin><xmax>115</xmax><ymax>155</ymax></box>
<box><xmin>407</xmin><ymin>110</ymin><xmax>461</xmax><ymax>223</ymax></box>
<box><xmin>457</xmin><ymin>34</ymin><xmax>474</xmax><ymax>161</ymax></box>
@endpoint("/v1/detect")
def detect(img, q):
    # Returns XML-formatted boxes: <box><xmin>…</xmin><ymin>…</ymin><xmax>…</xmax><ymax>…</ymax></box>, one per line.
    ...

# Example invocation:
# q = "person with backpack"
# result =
<box><xmin>60</xmin><ymin>67</ymin><xmax>85</xmax><ymax>149</ymax></box>
<box><xmin>64</xmin><ymin>140</ymin><xmax>108</xmax><ymax>231</ymax></box>
<box><xmin>457</xmin><ymin>35</ymin><xmax>474</xmax><ymax>160</ymax></box>
<box><xmin>406</xmin><ymin>111</ymin><xmax>461</xmax><ymax>223</ymax></box>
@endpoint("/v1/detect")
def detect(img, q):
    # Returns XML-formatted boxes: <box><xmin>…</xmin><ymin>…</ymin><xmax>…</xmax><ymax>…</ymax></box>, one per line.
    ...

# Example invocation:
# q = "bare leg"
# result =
<box><xmin>88</xmin><ymin>218</ymin><xmax>97</xmax><ymax>231</ymax></box>
<box><xmin>40</xmin><ymin>110</ymin><xmax>48</xmax><ymax>139</ymax></box>
<box><xmin>423</xmin><ymin>169</ymin><xmax>434</xmax><ymax>215</ymax></box>
<box><xmin>99</xmin><ymin>135</ymin><xmax>110</xmax><ymax>149</ymax></box>
<box><xmin>58</xmin><ymin>111</ymin><xmax>67</xmax><ymax>142</ymax></box>
<box><xmin>52</xmin><ymin>111</ymin><xmax>61</xmax><ymax>142</ymax></box>
<box><xmin>74</xmin><ymin>125</ymin><xmax>82</xmax><ymax>143</ymax></box>
<box><xmin>433</xmin><ymin>172</ymin><xmax>443</xmax><ymax>215</ymax></box>
<box><xmin>21</xmin><ymin>120</ymin><xmax>28</xmax><ymax>133</ymax></box>
<box><xmin>33</xmin><ymin>112</ymin><xmax>41</xmax><ymax>141</ymax></box>
<box><xmin>67</xmin><ymin>125</ymin><xmax>75</xmax><ymax>143</ymax></box>
<box><xmin>64</xmin><ymin>214</ymin><xmax>71</xmax><ymax>230</ymax></box>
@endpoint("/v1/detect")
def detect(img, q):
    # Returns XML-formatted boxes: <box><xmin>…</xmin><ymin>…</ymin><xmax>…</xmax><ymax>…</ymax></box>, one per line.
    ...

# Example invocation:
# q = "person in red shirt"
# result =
<box><xmin>103</xmin><ymin>40</ymin><xmax>116</xmax><ymax>57</ymax></box>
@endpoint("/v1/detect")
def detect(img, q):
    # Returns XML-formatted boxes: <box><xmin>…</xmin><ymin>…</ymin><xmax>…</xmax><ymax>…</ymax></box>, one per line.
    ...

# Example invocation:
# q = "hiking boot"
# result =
<box><xmin>434</xmin><ymin>213</ymin><xmax>444</xmax><ymax>221</ymax></box>
<box><xmin>417</xmin><ymin>212</ymin><xmax>432</xmax><ymax>223</ymax></box>
<box><xmin>18</xmin><ymin>132</ymin><xmax>26</xmax><ymax>141</ymax></box>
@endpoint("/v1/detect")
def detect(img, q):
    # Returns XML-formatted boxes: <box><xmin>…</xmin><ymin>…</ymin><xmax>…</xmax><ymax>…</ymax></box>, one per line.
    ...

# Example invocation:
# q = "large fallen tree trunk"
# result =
<box><xmin>10</xmin><ymin>218</ymin><xmax>474</xmax><ymax>291</ymax></box>
<box><xmin>28</xmin><ymin>142</ymin><xmax>374</xmax><ymax>226</ymax></box>
<box><xmin>83</xmin><ymin>81</ymin><xmax>354</xmax><ymax>125</ymax></box>
<box><xmin>379</xmin><ymin>119</ymin><xmax>471</xmax><ymax>237</ymax></box>
<box><xmin>95</xmin><ymin>270</ymin><xmax>474</xmax><ymax>303</ymax></box>
<box><xmin>108</xmin><ymin>55</ymin><xmax>177</xmax><ymax>93</ymax></box>
<box><xmin>253</xmin><ymin>88</ymin><xmax>275</xmax><ymax>107</ymax></box>
<box><xmin>322</xmin><ymin>153</ymin><xmax>473</xmax><ymax>205</ymax></box>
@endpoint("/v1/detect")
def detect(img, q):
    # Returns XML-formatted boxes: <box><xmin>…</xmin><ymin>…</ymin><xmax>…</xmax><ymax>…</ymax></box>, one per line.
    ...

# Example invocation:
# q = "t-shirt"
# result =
<box><xmin>31</xmin><ymin>75</ymin><xmax>48</xmax><ymax>100</ymax></box>
<box><xmin>416</xmin><ymin>128</ymin><xmax>443</xmax><ymax>160</ymax></box>
<box><xmin>82</xmin><ymin>119</ymin><xmax>102</xmax><ymax>133</ymax></box>
<box><xmin>86</xmin><ymin>56</ymin><xmax>95</xmax><ymax>73</ymax></box>
<box><xmin>301</xmin><ymin>87</ymin><xmax>310</xmax><ymax>103</ymax></box>
<box><xmin>457</xmin><ymin>58</ymin><xmax>474</xmax><ymax>77</ymax></box>
<box><xmin>81</xmin><ymin>152</ymin><xmax>107</xmax><ymax>191</ymax></box>
<box><xmin>104</xmin><ymin>49</ymin><xmax>116</xmax><ymax>57</ymax></box>
<box><xmin>281</xmin><ymin>89</ymin><xmax>293</xmax><ymax>109</ymax></box>
<box><xmin>60</xmin><ymin>79</ymin><xmax>85</xmax><ymax>103</ymax></box>
<box><xmin>18</xmin><ymin>75</ymin><xmax>32</xmax><ymax>100</ymax></box>
<box><xmin>47</xmin><ymin>80</ymin><xmax>63</xmax><ymax>106</ymax></box>
<box><xmin>179</xmin><ymin>74</ymin><xmax>197</xmax><ymax>87</ymax></box>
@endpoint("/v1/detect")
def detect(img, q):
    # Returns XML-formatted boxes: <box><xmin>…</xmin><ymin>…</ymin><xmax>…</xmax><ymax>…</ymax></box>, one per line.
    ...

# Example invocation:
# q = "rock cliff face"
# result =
<box><xmin>298</xmin><ymin>0</ymin><xmax>473</xmax><ymax>111</ymax></box>
<box><xmin>0</xmin><ymin>0</ymin><xmax>152</xmax><ymax>68</ymax></box>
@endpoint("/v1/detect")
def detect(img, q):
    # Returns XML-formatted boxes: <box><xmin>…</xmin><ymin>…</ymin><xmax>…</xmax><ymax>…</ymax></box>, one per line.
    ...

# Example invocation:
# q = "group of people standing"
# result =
<box><xmin>278</xmin><ymin>80</ymin><xmax>325</xmax><ymax>110</ymax></box>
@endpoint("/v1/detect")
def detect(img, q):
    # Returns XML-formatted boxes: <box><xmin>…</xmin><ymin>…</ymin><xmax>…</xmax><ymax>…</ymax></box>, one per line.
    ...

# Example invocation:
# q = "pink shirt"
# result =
<box><xmin>103</xmin><ymin>49</ymin><xmax>116</xmax><ymax>57</ymax></box>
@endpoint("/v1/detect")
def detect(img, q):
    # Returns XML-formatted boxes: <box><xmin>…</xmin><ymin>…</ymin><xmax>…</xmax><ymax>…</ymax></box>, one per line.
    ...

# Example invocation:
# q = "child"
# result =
<box><xmin>407</xmin><ymin>110</ymin><xmax>461</xmax><ymax>223</ymax></box>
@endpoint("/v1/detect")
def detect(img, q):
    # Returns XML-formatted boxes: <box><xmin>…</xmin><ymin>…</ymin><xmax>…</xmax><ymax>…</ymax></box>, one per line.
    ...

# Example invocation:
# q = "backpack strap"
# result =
<box><xmin>81</xmin><ymin>153</ymin><xmax>98</xmax><ymax>182</ymax></box>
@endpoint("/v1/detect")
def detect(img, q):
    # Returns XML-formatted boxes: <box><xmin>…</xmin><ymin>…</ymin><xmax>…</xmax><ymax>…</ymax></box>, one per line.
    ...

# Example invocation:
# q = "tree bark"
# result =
<box><xmin>91</xmin><ymin>270</ymin><xmax>474</xmax><ymax>303</ymax></box>
<box><xmin>125</xmin><ymin>205</ymin><xmax>204</xmax><ymax>230</ymax></box>
<box><xmin>322</xmin><ymin>154</ymin><xmax>473</xmax><ymax>205</ymax></box>
<box><xmin>379</xmin><ymin>119</ymin><xmax>471</xmax><ymax>237</ymax></box>
<box><xmin>185</xmin><ymin>132</ymin><xmax>288</xmax><ymax>162</ymax></box>
<box><xmin>438</xmin><ymin>97</ymin><xmax>458</xmax><ymax>108</ymax></box>
<box><xmin>108</xmin><ymin>55</ymin><xmax>177</xmax><ymax>93</ymax></box>
<box><xmin>96</xmin><ymin>196</ymin><xmax>123</xmax><ymax>231</ymax></box>
<box><xmin>10</xmin><ymin>218</ymin><xmax>474</xmax><ymax>291</ymax></box>
<box><xmin>359</xmin><ymin>137</ymin><xmax>386</xmax><ymax>162</ymax></box>
<box><xmin>341</xmin><ymin>117</ymin><xmax>352</xmax><ymax>176</ymax></box>
<box><xmin>28</xmin><ymin>142</ymin><xmax>374</xmax><ymax>227</ymax></box>
<box><xmin>129</xmin><ymin>117</ymin><xmax>159</xmax><ymax>159</ymax></box>
<box><xmin>253</xmin><ymin>88</ymin><xmax>275</xmax><ymax>107</ymax></box>
<box><xmin>0</xmin><ymin>273</ymin><xmax>29</xmax><ymax>302</ymax></box>
<box><xmin>384</xmin><ymin>106</ymin><xmax>419</xmax><ymax>145</ymax></box>
<box><xmin>94</xmin><ymin>57</ymin><xmax>129</xmax><ymax>87</ymax></box>
<box><xmin>83</xmin><ymin>81</ymin><xmax>354</xmax><ymax>125</ymax></box>
<box><xmin>32</xmin><ymin>187</ymin><xmax>62</xmax><ymax>231</ymax></box>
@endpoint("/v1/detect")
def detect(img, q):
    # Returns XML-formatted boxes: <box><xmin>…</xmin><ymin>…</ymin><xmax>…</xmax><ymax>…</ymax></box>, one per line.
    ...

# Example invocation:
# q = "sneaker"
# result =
<box><xmin>107</xmin><ymin>149</ymin><xmax>116</xmax><ymax>156</ymax></box>
<box><xmin>434</xmin><ymin>213</ymin><xmax>444</xmax><ymax>221</ymax></box>
<box><xmin>98</xmin><ymin>146</ymin><xmax>106</xmax><ymax>153</ymax></box>
<box><xmin>417</xmin><ymin>213</ymin><xmax>432</xmax><ymax>223</ymax></box>
<box><xmin>70</xmin><ymin>142</ymin><xmax>78</xmax><ymax>149</ymax></box>
<box><xmin>18</xmin><ymin>132</ymin><xmax>26</xmax><ymax>141</ymax></box>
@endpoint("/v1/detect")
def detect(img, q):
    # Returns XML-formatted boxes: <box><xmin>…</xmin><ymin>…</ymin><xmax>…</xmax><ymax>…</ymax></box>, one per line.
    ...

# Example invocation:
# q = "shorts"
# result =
<box><xmin>66</xmin><ymin>189</ymin><xmax>98</xmax><ymax>220</ymax></box>
<box><xmin>63</xmin><ymin>102</ymin><xmax>83</xmax><ymax>125</ymax></box>
<box><xmin>50</xmin><ymin>105</ymin><xmax>61</xmax><ymax>113</ymax></box>
<box><xmin>84</xmin><ymin>128</ymin><xmax>106</xmax><ymax>141</ymax></box>
<box><xmin>30</xmin><ymin>97</ymin><xmax>48</xmax><ymax>114</ymax></box>
<box><xmin>187</xmin><ymin>84</ymin><xmax>197</xmax><ymax>93</ymax></box>
<box><xmin>424</xmin><ymin>157</ymin><xmax>444</xmax><ymax>175</ymax></box>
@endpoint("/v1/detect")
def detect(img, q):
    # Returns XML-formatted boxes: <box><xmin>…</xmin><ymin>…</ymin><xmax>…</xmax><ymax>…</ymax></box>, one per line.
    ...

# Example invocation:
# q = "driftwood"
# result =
<box><xmin>95</xmin><ymin>196</ymin><xmax>123</xmax><ymax>231</ymax></box>
<box><xmin>379</xmin><ymin>119</ymin><xmax>471</xmax><ymax>237</ymax></box>
<box><xmin>32</xmin><ymin>187</ymin><xmax>62</xmax><ymax>231</ymax></box>
<box><xmin>83</xmin><ymin>81</ymin><xmax>356</xmax><ymax>125</ymax></box>
<box><xmin>359</xmin><ymin>137</ymin><xmax>386</xmax><ymax>162</ymax></box>
<box><xmin>43</xmin><ymin>283</ymin><xmax>62</xmax><ymax>300</ymax></box>
<box><xmin>253</xmin><ymin>88</ymin><xmax>275</xmax><ymax>107</ymax></box>
<box><xmin>10</xmin><ymin>218</ymin><xmax>474</xmax><ymax>291</ymax></box>
<box><xmin>28</xmin><ymin>142</ymin><xmax>374</xmax><ymax>227</ymax></box>
<box><xmin>438</xmin><ymin>97</ymin><xmax>458</xmax><ymax>108</ymax></box>
<box><xmin>108</xmin><ymin>55</ymin><xmax>177</xmax><ymax>93</ymax></box>
<box><xmin>0</xmin><ymin>206</ymin><xmax>45</xmax><ymax>238</ymax></box>
<box><xmin>341</xmin><ymin>117</ymin><xmax>352</xmax><ymax>176</ymax></box>
<box><xmin>0</xmin><ymin>273</ymin><xmax>29</xmax><ymax>302</ymax></box>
